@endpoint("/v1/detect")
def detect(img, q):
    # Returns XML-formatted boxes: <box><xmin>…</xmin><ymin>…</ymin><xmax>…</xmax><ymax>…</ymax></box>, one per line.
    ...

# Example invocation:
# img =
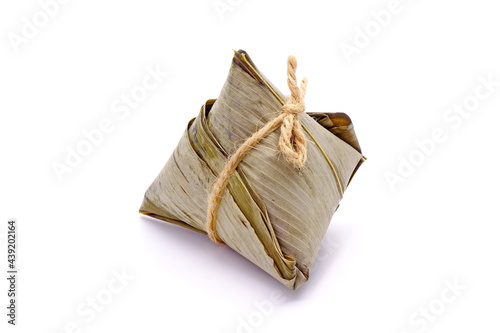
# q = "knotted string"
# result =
<box><xmin>206</xmin><ymin>55</ymin><xmax>308</xmax><ymax>244</ymax></box>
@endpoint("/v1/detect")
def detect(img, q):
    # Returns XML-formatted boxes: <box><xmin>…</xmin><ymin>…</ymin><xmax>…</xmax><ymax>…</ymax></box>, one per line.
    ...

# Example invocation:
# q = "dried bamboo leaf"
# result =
<box><xmin>139</xmin><ymin>50</ymin><xmax>364</xmax><ymax>290</ymax></box>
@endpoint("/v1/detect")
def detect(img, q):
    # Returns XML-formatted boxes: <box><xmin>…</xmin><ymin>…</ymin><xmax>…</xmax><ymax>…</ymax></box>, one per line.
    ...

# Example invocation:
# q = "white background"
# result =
<box><xmin>1</xmin><ymin>0</ymin><xmax>500</xmax><ymax>332</ymax></box>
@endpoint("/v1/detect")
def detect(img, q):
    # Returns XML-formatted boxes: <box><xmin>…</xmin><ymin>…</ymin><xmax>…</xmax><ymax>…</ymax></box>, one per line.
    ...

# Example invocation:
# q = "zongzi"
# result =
<box><xmin>139</xmin><ymin>50</ymin><xmax>365</xmax><ymax>290</ymax></box>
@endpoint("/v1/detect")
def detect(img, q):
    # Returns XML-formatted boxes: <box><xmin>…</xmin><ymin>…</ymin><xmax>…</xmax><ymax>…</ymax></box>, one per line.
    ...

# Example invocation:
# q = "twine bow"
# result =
<box><xmin>206</xmin><ymin>55</ymin><xmax>308</xmax><ymax>244</ymax></box>
<box><xmin>280</xmin><ymin>56</ymin><xmax>308</xmax><ymax>168</ymax></box>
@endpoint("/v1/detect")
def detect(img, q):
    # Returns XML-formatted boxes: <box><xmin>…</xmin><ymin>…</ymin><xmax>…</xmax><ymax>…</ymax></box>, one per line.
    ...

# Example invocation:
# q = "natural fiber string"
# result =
<box><xmin>206</xmin><ymin>55</ymin><xmax>308</xmax><ymax>244</ymax></box>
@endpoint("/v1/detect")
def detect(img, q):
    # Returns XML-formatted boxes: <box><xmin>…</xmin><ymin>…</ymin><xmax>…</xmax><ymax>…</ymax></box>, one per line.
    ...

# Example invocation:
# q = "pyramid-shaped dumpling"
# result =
<box><xmin>140</xmin><ymin>50</ymin><xmax>364</xmax><ymax>290</ymax></box>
